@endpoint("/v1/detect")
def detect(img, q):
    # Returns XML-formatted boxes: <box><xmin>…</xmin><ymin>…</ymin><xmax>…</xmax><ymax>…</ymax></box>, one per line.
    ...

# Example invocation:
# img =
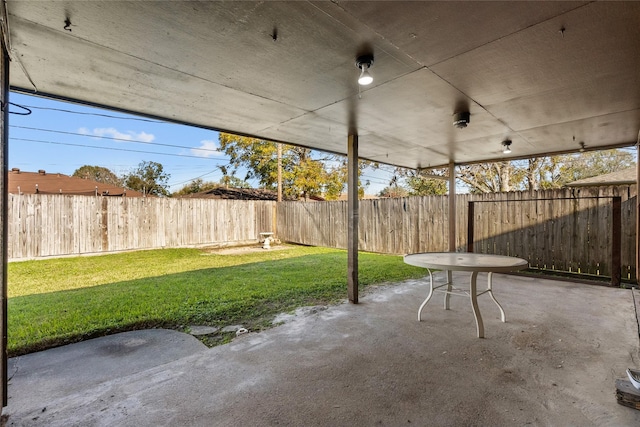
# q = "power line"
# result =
<box><xmin>10</xmin><ymin>137</ymin><xmax>229</xmax><ymax>161</ymax></box>
<box><xmin>168</xmin><ymin>169</ymin><xmax>221</xmax><ymax>187</ymax></box>
<box><xmin>13</xmin><ymin>104</ymin><xmax>165</xmax><ymax>123</ymax></box>
<box><xmin>12</xmin><ymin>122</ymin><xmax>390</xmax><ymax>187</ymax></box>
<box><xmin>361</xmin><ymin>174</ymin><xmax>391</xmax><ymax>184</ymax></box>
<box><xmin>12</xmin><ymin>124</ymin><xmax>393</xmax><ymax>165</ymax></box>
<box><xmin>10</xmin><ymin>125</ymin><xmax>222</xmax><ymax>154</ymax></box>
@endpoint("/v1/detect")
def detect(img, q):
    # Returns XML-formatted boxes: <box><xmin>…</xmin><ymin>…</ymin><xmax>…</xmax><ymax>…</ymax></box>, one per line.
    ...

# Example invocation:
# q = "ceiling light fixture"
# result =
<box><xmin>502</xmin><ymin>139</ymin><xmax>512</xmax><ymax>154</ymax></box>
<box><xmin>356</xmin><ymin>55</ymin><xmax>374</xmax><ymax>86</ymax></box>
<box><xmin>453</xmin><ymin>111</ymin><xmax>470</xmax><ymax>129</ymax></box>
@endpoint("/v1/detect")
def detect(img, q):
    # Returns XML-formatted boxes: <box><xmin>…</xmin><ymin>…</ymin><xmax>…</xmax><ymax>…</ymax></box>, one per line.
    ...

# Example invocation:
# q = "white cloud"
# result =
<box><xmin>190</xmin><ymin>140</ymin><xmax>222</xmax><ymax>158</ymax></box>
<box><xmin>79</xmin><ymin>127</ymin><xmax>155</xmax><ymax>143</ymax></box>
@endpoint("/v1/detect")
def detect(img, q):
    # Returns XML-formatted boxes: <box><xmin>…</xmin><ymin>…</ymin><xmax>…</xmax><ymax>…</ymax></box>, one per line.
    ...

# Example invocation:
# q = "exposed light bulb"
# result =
<box><xmin>502</xmin><ymin>139</ymin><xmax>512</xmax><ymax>154</ymax></box>
<box><xmin>358</xmin><ymin>64</ymin><xmax>373</xmax><ymax>85</ymax></box>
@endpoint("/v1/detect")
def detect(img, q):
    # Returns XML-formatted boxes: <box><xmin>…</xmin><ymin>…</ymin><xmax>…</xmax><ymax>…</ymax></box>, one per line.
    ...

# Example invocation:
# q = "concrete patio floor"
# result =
<box><xmin>5</xmin><ymin>273</ymin><xmax>640</xmax><ymax>426</ymax></box>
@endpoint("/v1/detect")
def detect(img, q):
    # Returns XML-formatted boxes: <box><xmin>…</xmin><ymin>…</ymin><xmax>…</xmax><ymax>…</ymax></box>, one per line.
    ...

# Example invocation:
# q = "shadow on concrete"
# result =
<box><xmin>5</xmin><ymin>273</ymin><xmax>640</xmax><ymax>426</ymax></box>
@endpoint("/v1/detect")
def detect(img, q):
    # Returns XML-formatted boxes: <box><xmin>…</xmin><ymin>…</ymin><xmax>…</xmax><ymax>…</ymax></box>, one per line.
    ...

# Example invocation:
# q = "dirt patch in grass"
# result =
<box><xmin>189</xmin><ymin>310</ymin><xmax>287</xmax><ymax>348</ymax></box>
<box><xmin>202</xmin><ymin>244</ymin><xmax>294</xmax><ymax>256</ymax></box>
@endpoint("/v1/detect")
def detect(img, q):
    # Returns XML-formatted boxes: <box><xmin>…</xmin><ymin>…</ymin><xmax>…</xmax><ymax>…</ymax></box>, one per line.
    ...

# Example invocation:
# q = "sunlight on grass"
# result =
<box><xmin>8</xmin><ymin>245</ymin><xmax>427</xmax><ymax>356</ymax></box>
<box><xmin>9</xmin><ymin>246</ymin><xmax>332</xmax><ymax>298</ymax></box>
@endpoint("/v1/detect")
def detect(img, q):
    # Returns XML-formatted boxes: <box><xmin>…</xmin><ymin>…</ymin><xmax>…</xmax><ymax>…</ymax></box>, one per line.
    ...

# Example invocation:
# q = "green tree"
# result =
<box><xmin>219</xmin><ymin>134</ymin><xmax>279</xmax><ymax>189</ymax></box>
<box><xmin>173</xmin><ymin>176</ymin><xmax>251</xmax><ymax>196</ymax></box>
<box><xmin>378</xmin><ymin>185</ymin><xmax>408</xmax><ymax>198</ymax></box>
<box><xmin>284</xmin><ymin>147</ymin><xmax>347</xmax><ymax>200</ymax></box>
<box><xmin>218</xmin><ymin>133</ymin><xmax>371</xmax><ymax>200</ymax></box>
<box><xmin>173</xmin><ymin>178</ymin><xmax>209</xmax><ymax>196</ymax></box>
<box><xmin>123</xmin><ymin>161</ymin><xmax>170</xmax><ymax>196</ymax></box>
<box><xmin>457</xmin><ymin>161</ymin><xmax>524</xmax><ymax>193</ymax></box>
<box><xmin>219</xmin><ymin>176</ymin><xmax>252</xmax><ymax>189</ymax></box>
<box><xmin>379</xmin><ymin>166</ymin><xmax>449</xmax><ymax>197</ymax></box>
<box><xmin>541</xmin><ymin>149</ymin><xmax>635</xmax><ymax>188</ymax></box>
<box><xmin>72</xmin><ymin>165</ymin><xmax>122</xmax><ymax>186</ymax></box>
<box><xmin>404</xmin><ymin>168</ymin><xmax>448</xmax><ymax>196</ymax></box>
<box><xmin>456</xmin><ymin>149</ymin><xmax>635</xmax><ymax>193</ymax></box>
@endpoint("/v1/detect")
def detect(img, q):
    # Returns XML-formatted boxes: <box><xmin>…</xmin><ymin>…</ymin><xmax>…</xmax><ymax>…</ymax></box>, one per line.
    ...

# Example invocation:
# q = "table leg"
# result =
<box><xmin>487</xmin><ymin>272</ymin><xmax>506</xmax><ymax>322</ymax></box>
<box><xmin>470</xmin><ymin>271</ymin><xmax>484</xmax><ymax>338</ymax></box>
<box><xmin>418</xmin><ymin>268</ymin><xmax>435</xmax><ymax>321</ymax></box>
<box><xmin>444</xmin><ymin>270</ymin><xmax>452</xmax><ymax>310</ymax></box>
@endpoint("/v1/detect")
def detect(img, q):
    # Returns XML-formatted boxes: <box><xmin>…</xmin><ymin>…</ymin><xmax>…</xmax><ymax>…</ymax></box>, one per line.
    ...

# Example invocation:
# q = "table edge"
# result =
<box><xmin>403</xmin><ymin>253</ymin><xmax>529</xmax><ymax>273</ymax></box>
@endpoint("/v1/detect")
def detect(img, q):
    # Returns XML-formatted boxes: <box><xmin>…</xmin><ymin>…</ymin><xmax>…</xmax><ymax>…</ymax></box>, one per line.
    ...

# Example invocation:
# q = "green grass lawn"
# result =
<box><xmin>8</xmin><ymin>245</ymin><xmax>426</xmax><ymax>357</ymax></box>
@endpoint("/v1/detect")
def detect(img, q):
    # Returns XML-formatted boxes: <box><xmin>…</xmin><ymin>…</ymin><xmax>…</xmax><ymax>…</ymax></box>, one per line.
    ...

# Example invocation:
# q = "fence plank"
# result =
<box><xmin>7</xmin><ymin>195</ymin><xmax>275</xmax><ymax>259</ymax></box>
<box><xmin>6</xmin><ymin>188</ymin><xmax>638</xmax><ymax>283</ymax></box>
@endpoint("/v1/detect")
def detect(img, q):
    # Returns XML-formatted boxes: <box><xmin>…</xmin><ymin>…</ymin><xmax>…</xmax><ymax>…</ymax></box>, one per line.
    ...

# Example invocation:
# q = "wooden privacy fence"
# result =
<box><xmin>7</xmin><ymin>186</ymin><xmax>638</xmax><ymax>282</ymax></box>
<box><xmin>468</xmin><ymin>196</ymin><xmax>623</xmax><ymax>284</ymax></box>
<box><xmin>463</xmin><ymin>187</ymin><xmax>636</xmax><ymax>282</ymax></box>
<box><xmin>8</xmin><ymin>194</ymin><xmax>275</xmax><ymax>259</ymax></box>
<box><xmin>278</xmin><ymin>186</ymin><xmax>637</xmax><ymax>282</ymax></box>
<box><xmin>277</xmin><ymin>196</ymin><xmax>451</xmax><ymax>254</ymax></box>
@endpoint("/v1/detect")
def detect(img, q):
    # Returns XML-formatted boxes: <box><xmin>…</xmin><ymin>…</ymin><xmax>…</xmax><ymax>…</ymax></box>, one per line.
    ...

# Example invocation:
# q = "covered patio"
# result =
<box><xmin>1</xmin><ymin>1</ymin><xmax>640</xmax><ymax>422</ymax></box>
<box><xmin>6</xmin><ymin>272</ymin><xmax>640</xmax><ymax>425</ymax></box>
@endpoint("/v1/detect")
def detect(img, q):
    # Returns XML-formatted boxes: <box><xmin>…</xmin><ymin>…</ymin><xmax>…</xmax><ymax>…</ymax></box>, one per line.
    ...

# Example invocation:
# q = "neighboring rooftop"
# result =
<box><xmin>566</xmin><ymin>167</ymin><xmax>637</xmax><ymax>187</ymax></box>
<box><xmin>8</xmin><ymin>168</ymin><xmax>145</xmax><ymax>197</ymax></box>
<box><xmin>180</xmin><ymin>187</ymin><xmax>329</xmax><ymax>201</ymax></box>
<box><xmin>181</xmin><ymin>187</ymin><xmax>279</xmax><ymax>201</ymax></box>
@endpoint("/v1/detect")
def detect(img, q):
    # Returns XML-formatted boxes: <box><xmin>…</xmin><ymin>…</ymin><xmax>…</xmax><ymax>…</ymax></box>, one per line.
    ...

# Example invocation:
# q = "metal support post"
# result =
<box><xmin>448</xmin><ymin>162</ymin><xmax>456</xmax><ymax>252</ymax></box>
<box><xmin>0</xmin><ymin>29</ymin><xmax>8</xmax><ymax>411</ymax></box>
<box><xmin>347</xmin><ymin>134</ymin><xmax>359</xmax><ymax>303</ymax></box>
<box><xmin>636</xmin><ymin>144</ymin><xmax>640</xmax><ymax>284</ymax></box>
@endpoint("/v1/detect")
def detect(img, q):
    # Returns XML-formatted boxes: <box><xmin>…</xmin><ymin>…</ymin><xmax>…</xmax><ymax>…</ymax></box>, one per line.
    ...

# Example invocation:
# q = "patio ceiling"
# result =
<box><xmin>4</xmin><ymin>1</ymin><xmax>640</xmax><ymax>169</ymax></box>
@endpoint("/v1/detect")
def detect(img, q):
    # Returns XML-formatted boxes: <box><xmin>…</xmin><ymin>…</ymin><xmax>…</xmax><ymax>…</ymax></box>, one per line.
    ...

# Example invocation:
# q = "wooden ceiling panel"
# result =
<box><xmin>6</xmin><ymin>1</ymin><xmax>639</xmax><ymax>169</ymax></box>
<box><xmin>9</xmin><ymin>17</ymin><xmax>307</xmax><ymax>136</ymax></box>
<box><xmin>431</xmin><ymin>2</ymin><xmax>640</xmax><ymax>109</ymax></box>
<box><xmin>517</xmin><ymin>110</ymin><xmax>640</xmax><ymax>152</ymax></box>
<box><xmin>335</xmin><ymin>1</ymin><xmax>588</xmax><ymax>66</ymax></box>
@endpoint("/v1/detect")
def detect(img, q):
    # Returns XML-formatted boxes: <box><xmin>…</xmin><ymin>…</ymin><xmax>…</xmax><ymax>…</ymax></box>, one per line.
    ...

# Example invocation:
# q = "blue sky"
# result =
<box><xmin>8</xmin><ymin>92</ymin><xmax>393</xmax><ymax>194</ymax></box>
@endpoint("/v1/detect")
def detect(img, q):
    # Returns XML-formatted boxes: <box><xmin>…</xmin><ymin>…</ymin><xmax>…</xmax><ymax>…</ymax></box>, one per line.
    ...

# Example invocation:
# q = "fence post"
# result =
<box><xmin>612</xmin><ymin>196</ymin><xmax>621</xmax><ymax>287</ymax></box>
<box><xmin>467</xmin><ymin>201</ymin><xmax>474</xmax><ymax>253</ymax></box>
<box><xmin>272</xmin><ymin>202</ymin><xmax>277</xmax><ymax>238</ymax></box>
<box><xmin>101</xmin><ymin>197</ymin><xmax>109</xmax><ymax>251</ymax></box>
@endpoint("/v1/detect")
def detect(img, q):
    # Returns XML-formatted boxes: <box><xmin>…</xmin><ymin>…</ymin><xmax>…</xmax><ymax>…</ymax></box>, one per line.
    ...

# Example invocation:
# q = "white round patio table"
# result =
<box><xmin>404</xmin><ymin>252</ymin><xmax>529</xmax><ymax>338</ymax></box>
